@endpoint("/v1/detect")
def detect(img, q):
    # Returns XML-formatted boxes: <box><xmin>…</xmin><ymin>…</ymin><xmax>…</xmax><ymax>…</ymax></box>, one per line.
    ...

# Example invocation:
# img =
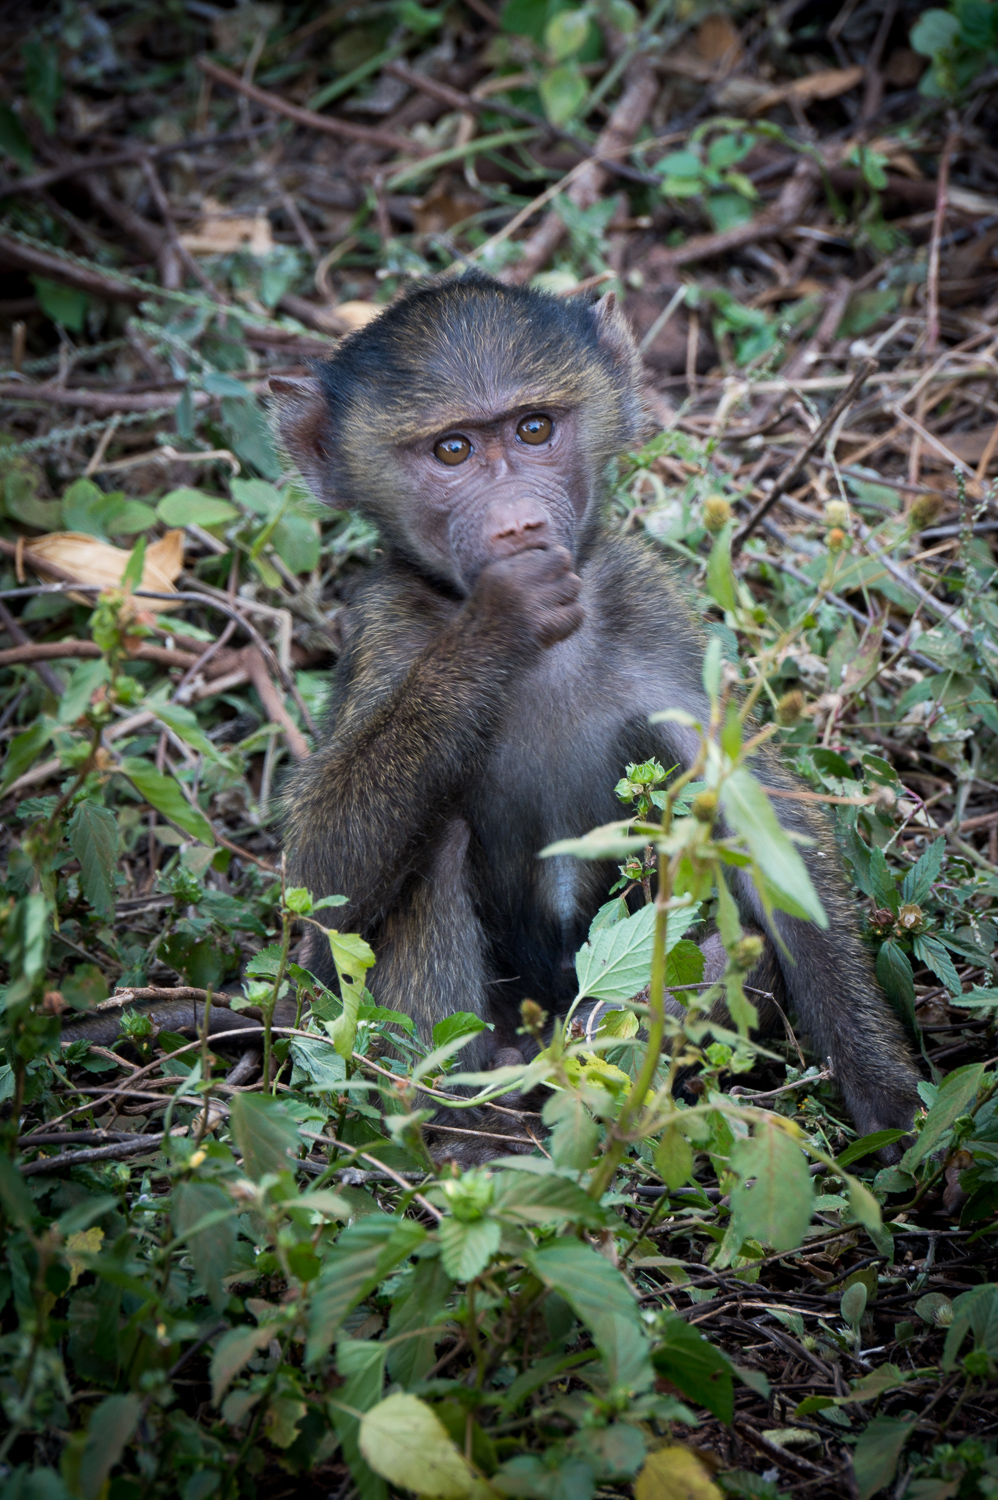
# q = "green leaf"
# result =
<box><xmin>120</xmin><ymin>534</ymin><xmax>145</xmax><ymax>591</ymax></box>
<box><xmin>657</xmin><ymin>150</ymin><xmax>702</xmax><ymax>179</ymax></box>
<box><xmin>545</xmin><ymin>7</ymin><xmax>590</xmax><ymax>60</ymax></box>
<box><xmin>665</xmin><ymin>938</ymin><xmax>705</xmax><ymax>991</ymax></box>
<box><xmin>492</xmin><ymin>1170</ymin><xmax>607</xmax><ymax>1227</ymax></box>
<box><xmin>62</xmin><ymin>477</ymin><xmax>125</xmax><ymax>538</ymax></box>
<box><xmin>729</xmin><ymin>1121</ymin><xmax>814</xmax><ymax>1252</ymax></box>
<box><xmin>150</xmin><ymin>700</ymin><xmax>220</xmax><ymax>760</ymax></box>
<box><xmin>868</xmin><ymin>848</ymin><xmax>900</xmax><ymax>912</ymax></box>
<box><xmin>706</xmin><ymin>520</ymin><xmax>737</xmax><ymax>613</ymax></box>
<box><xmin>942</xmin><ymin>1283</ymin><xmax>998</xmax><ymax>1369</ymax></box>
<box><xmin>229</xmin><ymin>1092</ymin><xmax>300</xmax><ymax>1180</ymax></box>
<box><xmin>58</xmin><ymin>658</ymin><xmax>110</xmax><ymax>725</ymax></box>
<box><xmin>23</xmin><ymin>38</ymin><xmax>61</xmax><ymax>133</ymax></box>
<box><xmin>327</xmin><ymin>928</ymin><xmax>377</xmax><ymax>1059</ymax></box>
<box><xmin>119</xmin><ymin>757</ymin><xmax>215</xmax><ymax>845</ymax></box>
<box><xmin>67</xmin><ymin>801</ymin><xmax>117</xmax><ymax>919</ymax></box>
<box><xmin>529</xmin><ymin>1237</ymin><xmax>653</xmax><ymax>1392</ymax></box>
<box><xmin>875</xmin><ymin>939</ymin><xmax>915</xmax><ymax>1025</ymax></box>
<box><xmin>652</xmin><ymin>1313</ymin><xmax>733</xmax><ymax>1422</ymax></box>
<box><xmin>157</xmin><ymin>489</ymin><xmax>239</xmax><ymax>529</ymax></box>
<box><xmin>904</xmin><ymin>1062</ymin><xmax>984</xmax><ymax>1170</ymax></box>
<box><xmin>307</xmin><ymin>1216</ymin><xmax>424</xmax><ymax>1365</ymax></box>
<box><xmin>719</xmin><ymin>768</ymin><xmax>826</xmax><ymax>927</ymax></box>
<box><xmin>836</xmin><ymin>1130</ymin><xmax>907</xmax><ymax>1168</ymax></box>
<box><xmin>841</xmin><ymin>1281</ymin><xmax>867</xmax><ymax>1329</ymax></box>
<box><xmin>172</xmin><ymin>1181</ymin><xmax>235</xmax><ymax>1311</ymax></box>
<box><xmin>574</xmin><ymin>901</ymin><xmax>699</xmax><ymax>1003</ymax></box>
<box><xmin>438</xmin><ymin>1216</ymin><xmax>501</xmax><ymax>1280</ymax></box>
<box><xmin>544</xmin><ymin>1090</ymin><xmax>599</xmax><ymax>1170</ymax></box>
<box><xmin>432</xmin><ymin>1011</ymin><xmax>488</xmax><ymax>1049</ymax></box>
<box><xmin>901</xmin><ymin>837</ymin><xmax>944</xmax><ymax>904</ymax></box>
<box><xmin>210</xmin><ymin>1322</ymin><xmax>274</xmax><ymax>1404</ymax></box>
<box><xmin>273</xmin><ymin>512</ymin><xmax>320</xmax><ymax>574</ymax></box>
<box><xmin>655</xmin><ymin>1124</ymin><xmax>694</xmax><ymax>1190</ymax></box>
<box><xmin>539</xmin><ymin>62</ymin><xmax>588</xmax><ymax>126</ymax></box>
<box><xmin>845</xmin><ymin>1173</ymin><xmax>883</xmax><ymax>1237</ymax></box>
<box><xmin>359</xmin><ymin>1393</ymin><xmax>476</xmax><ymax>1499</ymax></box>
<box><xmin>913</xmin><ymin>933</ymin><xmax>962</xmax><ymax>997</ymax></box>
<box><xmin>1</xmin><ymin>720</ymin><xmax>51</xmax><ymax>792</ymax></box>
<box><xmin>32</xmin><ymin>277</ymin><xmax>88</xmax><ymax>333</ymax></box>
<box><xmin>0</xmin><ymin>103</ymin><xmax>32</xmax><ymax>167</ymax></box>
<box><xmin>231</xmin><ymin>477</ymin><xmax>282</xmax><ymax>515</ymax></box>
<box><xmin>852</xmin><ymin>1417</ymin><xmax>914</xmax><ymax>1500</ymax></box>
<box><xmin>386</xmin><ymin>1256</ymin><xmax>452</xmax><ymax>1386</ymax></box>
<box><xmin>332</xmin><ymin>1339</ymin><xmax>389</xmax><ymax>1500</ymax></box>
<box><xmin>78</xmin><ymin>1394</ymin><xmax>141</xmax><ymax>1500</ymax></box>
<box><xmin>222</xmin><ymin>396</ymin><xmax>282</xmax><ymax>480</ymax></box>
<box><xmin>910</xmin><ymin>8</ymin><xmax>960</xmax><ymax>56</ymax></box>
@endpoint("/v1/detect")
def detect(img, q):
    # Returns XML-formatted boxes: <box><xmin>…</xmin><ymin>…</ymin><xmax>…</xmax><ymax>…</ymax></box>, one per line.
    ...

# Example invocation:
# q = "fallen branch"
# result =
<box><xmin>0</xmin><ymin>382</ymin><xmax>211</xmax><ymax>414</ymax></box>
<box><xmin>196</xmin><ymin>56</ymin><xmax>427</xmax><ymax>155</ymax></box>
<box><xmin>0</xmin><ymin>126</ymin><xmax>269</xmax><ymax>202</ymax></box>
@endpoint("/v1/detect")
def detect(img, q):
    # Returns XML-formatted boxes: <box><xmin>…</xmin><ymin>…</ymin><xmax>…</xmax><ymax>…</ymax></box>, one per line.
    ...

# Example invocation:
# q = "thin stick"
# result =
<box><xmin>926</xmin><ymin>125</ymin><xmax>958</xmax><ymax>355</ymax></box>
<box><xmin>731</xmin><ymin>359</ymin><xmax>875</xmax><ymax>555</ymax></box>
<box><xmin>196</xmin><ymin>56</ymin><xmax>426</xmax><ymax>156</ymax></box>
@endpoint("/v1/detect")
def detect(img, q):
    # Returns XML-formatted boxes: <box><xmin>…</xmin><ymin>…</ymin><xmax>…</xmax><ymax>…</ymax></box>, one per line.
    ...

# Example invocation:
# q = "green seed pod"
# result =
<box><xmin>691</xmin><ymin>789</ymin><xmax>719</xmax><ymax>823</ymax></box>
<box><xmin>776</xmin><ymin>690</ymin><xmax>805</xmax><ymax>726</ymax></box>
<box><xmin>732</xmin><ymin>934</ymin><xmax>765</xmax><ymax>971</ymax></box>
<box><xmin>824</xmin><ymin>499</ymin><xmax>851</xmax><ymax>530</ymax></box>
<box><xmin>702</xmin><ymin>495</ymin><xmax>732</xmax><ymax>534</ymax></box>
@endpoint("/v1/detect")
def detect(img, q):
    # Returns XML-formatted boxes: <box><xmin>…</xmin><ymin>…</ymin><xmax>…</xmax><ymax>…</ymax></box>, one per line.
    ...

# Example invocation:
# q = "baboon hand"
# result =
<box><xmin>473</xmin><ymin>545</ymin><xmax>583</xmax><ymax>649</ymax></box>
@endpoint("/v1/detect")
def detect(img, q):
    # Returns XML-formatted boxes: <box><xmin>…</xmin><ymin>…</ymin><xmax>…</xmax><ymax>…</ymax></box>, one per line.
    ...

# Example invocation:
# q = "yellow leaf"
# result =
<box><xmin>635</xmin><ymin>1447</ymin><xmax>722</xmax><ymax>1500</ymax></box>
<box><xmin>65</xmin><ymin>1227</ymin><xmax>104</xmax><ymax>1288</ymax></box>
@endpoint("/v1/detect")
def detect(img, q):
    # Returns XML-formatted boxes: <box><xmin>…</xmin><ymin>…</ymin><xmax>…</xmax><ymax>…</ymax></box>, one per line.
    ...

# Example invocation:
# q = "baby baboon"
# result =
<box><xmin>272</xmin><ymin>272</ymin><xmax>919</xmax><ymax>1144</ymax></box>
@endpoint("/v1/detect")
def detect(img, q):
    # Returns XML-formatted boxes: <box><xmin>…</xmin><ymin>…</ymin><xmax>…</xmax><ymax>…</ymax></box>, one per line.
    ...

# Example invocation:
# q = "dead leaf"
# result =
<box><xmin>748</xmin><ymin>65</ymin><xmax>865</xmax><ymax>115</ymax></box>
<box><xmin>696</xmin><ymin>13</ymin><xmax>742</xmax><ymax>65</ymax></box>
<box><xmin>180</xmin><ymin>197</ymin><xmax>273</xmax><ymax>257</ymax></box>
<box><xmin>28</xmin><ymin>531</ymin><xmax>185</xmax><ymax>607</ymax></box>
<box><xmin>921</xmin><ymin>427</ymin><xmax>998</xmax><ymax>472</ymax></box>
<box><xmin>308</xmin><ymin>300</ymin><xmax>384</xmax><ymax>335</ymax></box>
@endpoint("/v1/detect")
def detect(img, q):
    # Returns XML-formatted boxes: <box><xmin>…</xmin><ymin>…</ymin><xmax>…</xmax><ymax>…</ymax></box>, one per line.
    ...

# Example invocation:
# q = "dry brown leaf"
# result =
<box><xmin>308</xmin><ymin>300</ymin><xmax>384</xmax><ymax>335</ymax></box>
<box><xmin>748</xmin><ymin>64</ymin><xmax>864</xmax><ymax>115</ymax></box>
<box><xmin>696</xmin><ymin>13</ymin><xmax>742</xmax><ymax>64</ymax></box>
<box><xmin>28</xmin><ymin>531</ymin><xmax>185</xmax><ymax>607</ymax></box>
<box><xmin>922</xmin><ymin>428</ymin><xmax>998</xmax><ymax>472</ymax></box>
<box><xmin>180</xmin><ymin>197</ymin><xmax>273</xmax><ymax>257</ymax></box>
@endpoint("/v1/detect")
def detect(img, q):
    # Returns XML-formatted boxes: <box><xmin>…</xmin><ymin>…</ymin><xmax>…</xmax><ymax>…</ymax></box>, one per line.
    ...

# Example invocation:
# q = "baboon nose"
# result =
<box><xmin>487</xmin><ymin>503</ymin><xmax>549</xmax><ymax>549</ymax></box>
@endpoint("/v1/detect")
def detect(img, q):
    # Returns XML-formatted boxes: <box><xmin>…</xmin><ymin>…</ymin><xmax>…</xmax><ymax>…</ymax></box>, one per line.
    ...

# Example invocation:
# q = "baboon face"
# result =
<box><xmin>271</xmin><ymin>272</ymin><xmax>646</xmax><ymax>592</ymax></box>
<box><xmin>394</xmin><ymin>403</ymin><xmax>589</xmax><ymax>589</ymax></box>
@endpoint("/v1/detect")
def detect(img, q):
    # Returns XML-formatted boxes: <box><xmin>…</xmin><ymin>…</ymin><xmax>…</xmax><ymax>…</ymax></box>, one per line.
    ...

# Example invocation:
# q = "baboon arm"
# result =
<box><xmin>285</xmin><ymin>603</ymin><xmax>517</xmax><ymax>932</ymax></box>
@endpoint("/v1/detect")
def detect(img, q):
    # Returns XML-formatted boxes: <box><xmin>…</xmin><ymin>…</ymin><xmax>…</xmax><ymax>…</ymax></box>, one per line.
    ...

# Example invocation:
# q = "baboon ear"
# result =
<box><xmin>589</xmin><ymin>290</ymin><xmax>640</xmax><ymax>375</ymax></box>
<box><xmin>268</xmin><ymin>375</ymin><xmax>336</xmax><ymax>499</ymax></box>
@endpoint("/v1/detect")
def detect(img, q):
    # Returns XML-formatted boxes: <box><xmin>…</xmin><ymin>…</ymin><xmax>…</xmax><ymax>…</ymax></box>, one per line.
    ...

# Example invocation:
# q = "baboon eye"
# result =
<box><xmin>434</xmin><ymin>434</ymin><xmax>472</xmax><ymax>466</ymax></box>
<box><xmin>517</xmin><ymin>414</ymin><xmax>553</xmax><ymax>445</ymax></box>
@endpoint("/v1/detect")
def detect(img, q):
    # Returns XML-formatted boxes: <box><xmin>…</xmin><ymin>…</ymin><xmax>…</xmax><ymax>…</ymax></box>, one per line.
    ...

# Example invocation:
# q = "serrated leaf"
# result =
<box><xmin>67</xmin><ymin>801</ymin><xmax>117</xmax><ymax>919</ymax></box>
<box><xmin>438</xmin><ymin>1216</ymin><xmax>500</xmax><ymax>1280</ymax></box>
<box><xmin>543</xmin><ymin>1091</ymin><xmax>599</xmax><ymax>1170</ymax></box>
<box><xmin>150</xmin><ymin>700</ymin><xmax>221</xmax><ymax>760</ymax></box>
<box><xmin>210</xmin><ymin>1323</ymin><xmax>274</xmax><ymax>1404</ymax></box>
<box><xmin>729</xmin><ymin>1121</ymin><xmax>813</xmax><ymax>1252</ymax></box>
<box><xmin>172</xmin><ymin>1181</ymin><xmax>235</xmax><ymax>1311</ymax></box>
<box><xmin>655</xmin><ymin>1124</ymin><xmax>694</xmax><ymax>1190</ymax></box>
<box><xmin>901</xmin><ymin>836</ymin><xmax>944</xmax><ymax>904</ymax></box>
<box><xmin>359</xmin><ymin>1393</ymin><xmax>475</xmax><ymax>1499</ymax></box>
<box><xmin>720</xmin><ymin>768</ymin><xmax>826</xmax><ymax>927</ymax></box>
<box><xmin>904</xmin><ymin>1062</ymin><xmax>984</xmax><ymax>1169</ymax></box>
<box><xmin>492</xmin><ymin>1170</ymin><xmax>607</xmax><ymax>1227</ymax></box>
<box><xmin>529</xmin><ymin>1238</ymin><xmax>653</xmax><ymax>1392</ymax></box>
<box><xmin>306</xmin><ymin>1216</ymin><xmax>424</xmax><ymax>1366</ymax></box>
<box><xmin>119</xmin><ymin>758</ymin><xmax>214</xmax><ymax>845</ymax></box>
<box><xmin>852</xmin><ymin>1417</ymin><xmax>914</xmax><ymax>1500</ymax></box>
<box><xmin>574</xmin><ymin>901</ymin><xmax>700</xmax><ymax>1003</ymax></box>
<box><xmin>914</xmin><ymin>933</ymin><xmax>962</xmax><ymax>997</ymax></box>
<box><xmin>875</xmin><ymin>939</ymin><xmax>915</xmax><ymax>1025</ymax></box>
<box><xmin>229</xmin><ymin>1093</ymin><xmax>300</xmax><ymax>1181</ymax></box>
<box><xmin>652</xmin><ymin>1315</ymin><xmax>733</xmax><ymax>1422</ymax></box>
<box><xmin>78</xmin><ymin>1394</ymin><xmax>141</xmax><ymax>1500</ymax></box>
<box><xmin>1</xmin><ymin>719</ymin><xmax>52</xmax><ymax>793</ymax></box>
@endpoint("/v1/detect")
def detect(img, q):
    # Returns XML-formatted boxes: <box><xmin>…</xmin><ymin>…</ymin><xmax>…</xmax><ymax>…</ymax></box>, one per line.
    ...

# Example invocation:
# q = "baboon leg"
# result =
<box><xmin>370</xmin><ymin>818</ymin><xmax>499</xmax><ymax>1074</ymax></box>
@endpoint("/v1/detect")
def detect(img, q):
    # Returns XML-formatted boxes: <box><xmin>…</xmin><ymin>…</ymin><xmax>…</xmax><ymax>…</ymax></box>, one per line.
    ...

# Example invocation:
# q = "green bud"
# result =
<box><xmin>732</xmin><ymin>934</ymin><xmax>765</xmax><ymax>971</ymax></box>
<box><xmin>691</xmin><ymin>790</ymin><xmax>718</xmax><ymax>824</ymax></box>
<box><xmin>702</xmin><ymin>495</ymin><xmax>732</xmax><ymax>534</ymax></box>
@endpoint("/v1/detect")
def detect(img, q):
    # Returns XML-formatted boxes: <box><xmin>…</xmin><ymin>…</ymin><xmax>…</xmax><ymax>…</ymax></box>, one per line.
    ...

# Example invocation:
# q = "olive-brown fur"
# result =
<box><xmin>273</xmin><ymin>273</ymin><xmax>920</xmax><ymax>1148</ymax></box>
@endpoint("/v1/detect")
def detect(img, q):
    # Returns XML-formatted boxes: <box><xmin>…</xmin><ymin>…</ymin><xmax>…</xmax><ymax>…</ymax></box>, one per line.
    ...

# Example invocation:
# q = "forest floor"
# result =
<box><xmin>1</xmin><ymin>2</ymin><xmax>998</xmax><ymax>1499</ymax></box>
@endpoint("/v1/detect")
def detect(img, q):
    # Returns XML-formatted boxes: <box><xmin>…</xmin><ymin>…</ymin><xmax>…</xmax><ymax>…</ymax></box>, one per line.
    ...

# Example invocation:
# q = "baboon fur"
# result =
<box><xmin>269</xmin><ymin>272</ymin><xmax>919</xmax><ymax>1149</ymax></box>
